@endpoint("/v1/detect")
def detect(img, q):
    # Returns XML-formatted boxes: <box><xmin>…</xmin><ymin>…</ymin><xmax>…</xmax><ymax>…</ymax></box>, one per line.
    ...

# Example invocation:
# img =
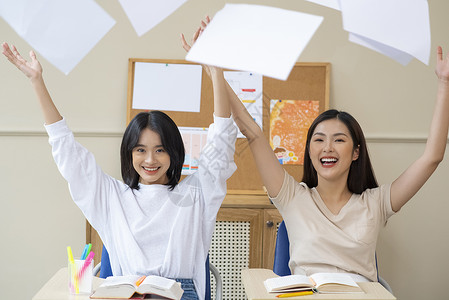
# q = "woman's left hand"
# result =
<box><xmin>180</xmin><ymin>16</ymin><xmax>210</xmax><ymax>52</ymax></box>
<box><xmin>180</xmin><ymin>16</ymin><xmax>221</xmax><ymax>77</ymax></box>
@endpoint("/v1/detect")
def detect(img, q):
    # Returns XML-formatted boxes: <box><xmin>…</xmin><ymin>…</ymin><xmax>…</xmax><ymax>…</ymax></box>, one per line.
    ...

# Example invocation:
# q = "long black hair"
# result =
<box><xmin>120</xmin><ymin>111</ymin><xmax>185</xmax><ymax>190</ymax></box>
<box><xmin>302</xmin><ymin>109</ymin><xmax>378</xmax><ymax>194</ymax></box>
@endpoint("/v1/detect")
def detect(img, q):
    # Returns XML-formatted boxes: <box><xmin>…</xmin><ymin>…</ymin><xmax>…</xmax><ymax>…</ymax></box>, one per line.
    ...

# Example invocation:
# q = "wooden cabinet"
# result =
<box><xmin>214</xmin><ymin>191</ymin><xmax>283</xmax><ymax>269</ymax></box>
<box><xmin>86</xmin><ymin>190</ymin><xmax>283</xmax><ymax>299</ymax></box>
<box><xmin>262</xmin><ymin>208</ymin><xmax>284</xmax><ymax>269</ymax></box>
<box><xmin>211</xmin><ymin>191</ymin><xmax>282</xmax><ymax>299</ymax></box>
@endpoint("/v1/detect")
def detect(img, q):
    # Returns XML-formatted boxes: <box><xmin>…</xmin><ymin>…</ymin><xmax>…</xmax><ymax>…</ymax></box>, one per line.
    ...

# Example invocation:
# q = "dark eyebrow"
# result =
<box><xmin>312</xmin><ymin>132</ymin><xmax>349</xmax><ymax>137</ymax></box>
<box><xmin>312</xmin><ymin>132</ymin><xmax>326</xmax><ymax>136</ymax></box>
<box><xmin>134</xmin><ymin>144</ymin><xmax>164</xmax><ymax>148</ymax></box>
<box><xmin>333</xmin><ymin>133</ymin><xmax>349</xmax><ymax>137</ymax></box>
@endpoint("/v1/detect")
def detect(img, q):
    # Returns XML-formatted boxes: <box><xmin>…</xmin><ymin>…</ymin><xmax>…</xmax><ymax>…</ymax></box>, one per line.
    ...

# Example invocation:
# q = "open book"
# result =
<box><xmin>90</xmin><ymin>275</ymin><xmax>184</xmax><ymax>299</ymax></box>
<box><xmin>264</xmin><ymin>273</ymin><xmax>364</xmax><ymax>294</ymax></box>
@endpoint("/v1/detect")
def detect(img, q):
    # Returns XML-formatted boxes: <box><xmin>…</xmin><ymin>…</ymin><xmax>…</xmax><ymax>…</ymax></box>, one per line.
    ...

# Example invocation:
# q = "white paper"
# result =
<box><xmin>180</xmin><ymin>127</ymin><xmax>208</xmax><ymax>175</ymax></box>
<box><xmin>0</xmin><ymin>0</ymin><xmax>115</xmax><ymax>75</ymax></box>
<box><xmin>306</xmin><ymin>0</ymin><xmax>340</xmax><ymax>11</ymax></box>
<box><xmin>132</xmin><ymin>62</ymin><xmax>202</xmax><ymax>112</ymax></box>
<box><xmin>186</xmin><ymin>4</ymin><xmax>323</xmax><ymax>81</ymax></box>
<box><xmin>118</xmin><ymin>0</ymin><xmax>188</xmax><ymax>36</ymax></box>
<box><xmin>224</xmin><ymin>71</ymin><xmax>263</xmax><ymax>138</ymax></box>
<box><xmin>349</xmin><ymin>33</ymin><xmax>413</xmax><ymax>66</ymax></box>
<box><xmin>340</xmin><ymin>0</ymin><xmax>430</xmax><ymax>65</ymax></box>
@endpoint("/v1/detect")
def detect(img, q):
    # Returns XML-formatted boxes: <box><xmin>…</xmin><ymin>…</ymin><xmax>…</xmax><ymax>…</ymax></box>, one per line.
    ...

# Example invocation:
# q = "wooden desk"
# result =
<box><xmin>33</xmin><ymin>268</ymin><xmax>104</xmax><ymax>300</ymax></box>
<box><xmin>241</xmin><ymin>269</ymin><xmax>396</xmax><ymax>300</ymax></box>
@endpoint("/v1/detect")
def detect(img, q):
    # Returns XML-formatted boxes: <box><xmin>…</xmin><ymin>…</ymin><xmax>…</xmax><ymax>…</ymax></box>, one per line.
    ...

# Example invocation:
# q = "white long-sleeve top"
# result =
<box><xmin>45</xmin><ymin>116</ymin><xmax>237</xmax><ymax>300</ymax></box>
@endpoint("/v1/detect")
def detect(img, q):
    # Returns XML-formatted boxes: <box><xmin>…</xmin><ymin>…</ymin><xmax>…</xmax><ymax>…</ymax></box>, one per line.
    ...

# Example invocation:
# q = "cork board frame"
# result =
<box><xmin>127</xmin><ymin>58</ymin><xmax>330</xmax><ymax>190</ymax></box>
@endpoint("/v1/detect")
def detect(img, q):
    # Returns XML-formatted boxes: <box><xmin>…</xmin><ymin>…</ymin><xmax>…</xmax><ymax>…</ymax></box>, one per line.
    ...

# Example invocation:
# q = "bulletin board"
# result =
<box><xmin>126</xmin><ymin>58</ymin><xmax>330</xmax><ymax>191</ymax></box>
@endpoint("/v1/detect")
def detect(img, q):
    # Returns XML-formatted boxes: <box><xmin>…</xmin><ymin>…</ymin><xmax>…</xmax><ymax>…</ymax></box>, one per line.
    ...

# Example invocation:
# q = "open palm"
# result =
<box><xmin>2</xmin><ymin>42</ymin><xmax>42</xmax><ymax>79</ymax></box>
<box><xmin>181</xmin><ymin>16</ymin><xmax>219</xmax><ymax>77</ymax></box>
<box><xmin>436</xmin><ymin>46</ymin><xmax>449</xmax><ymax>82</ymax></box>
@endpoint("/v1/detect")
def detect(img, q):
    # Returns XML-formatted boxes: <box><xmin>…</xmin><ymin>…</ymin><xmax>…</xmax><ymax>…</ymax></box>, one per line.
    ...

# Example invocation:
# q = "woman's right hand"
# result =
<box><xmin>3</xmin><ymin>42</ymin><xmax>62</xmax><ymax>124</ymax></box>
<box><xmin>2</xmin><ymin>42</ymin><xmax>43</xmax><ymax>80</ymax></box>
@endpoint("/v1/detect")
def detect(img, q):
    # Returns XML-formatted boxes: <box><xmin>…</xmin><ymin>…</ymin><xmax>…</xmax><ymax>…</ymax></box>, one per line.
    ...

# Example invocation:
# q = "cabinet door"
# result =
<box><xmin>210</xmin><ymin>208</ymin><xmax>263</xmax><ymax>300</ymax></box>
<box><xmin>262</xmin><ymin>209</ymin><xmax>283</xmax><ymax>269</ymax></box>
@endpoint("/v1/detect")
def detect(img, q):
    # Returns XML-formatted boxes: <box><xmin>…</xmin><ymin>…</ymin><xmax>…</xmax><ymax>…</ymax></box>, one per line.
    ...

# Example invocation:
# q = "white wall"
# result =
<box><xmin>1</xmin><ymin>1</ymin><xmax>448</xmax><ymax>299</ymax></box>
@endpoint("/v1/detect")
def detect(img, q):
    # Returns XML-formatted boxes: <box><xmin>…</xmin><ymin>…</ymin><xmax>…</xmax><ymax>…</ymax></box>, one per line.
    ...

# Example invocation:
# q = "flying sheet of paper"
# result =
<box><xmin>340</xmin><ymin>0</ymin><xmax>430</xmax><ymax>65</ymax></box>
<box><xmin>118</xmin><ymin>0</ymin><xmax>188</xmax><ymax>36</ymax></box>
<box><xmin>0</xmin><ymin>0</ymin><xmax>115</xmax><ymax>75</ymax></box>
<box><xmin>306</xmin><ymin>0</ymin><xmax>340</xmax><ymax>11</ymax></box>
<box><xmin>348</xmin><ymin>33</ymin><xmax>413</xmax><ymax>66</ymax></box>
<box><xmin>186</xmin><ymin>4</ymin><xmax>323</xmax><ymax>81</ymax></box>
<box><xmin>224</xmin><ymin>71</ymin><xmax>263</xmax><ymax>138</ymax></box>
<box><xmin>132</xmin><ymin>62</ymin><xmax>202</xmax><ymax>112</ymax></box>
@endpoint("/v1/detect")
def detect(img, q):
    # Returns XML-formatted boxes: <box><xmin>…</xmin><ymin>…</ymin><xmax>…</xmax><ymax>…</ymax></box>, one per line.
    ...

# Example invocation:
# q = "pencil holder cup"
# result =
<box><xmin>68</xmin><ymin>259</ymin><xmax>94</xmax><ymax>294</ymax></box>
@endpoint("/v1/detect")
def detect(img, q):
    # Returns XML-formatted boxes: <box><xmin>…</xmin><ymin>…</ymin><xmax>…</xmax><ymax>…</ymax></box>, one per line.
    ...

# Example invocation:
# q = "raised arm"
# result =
<box><xmin>221</xmin><ymin>73</ymin><xmax>286</xmax><ymax>197</ymax></box>
<box><xmin>2</xmin><ymin>42</ymin><xmax>62</xmax><ymax>124</ymax></box>
<box><xmin>390</xmin><ymin>46</ymin><xmax>449</xmax><ymax>212</ymax></box>
<box><xmin>181</xmin><ymin>17</ymin><xmax>230</xmax><ymax>119</ymax></box>
<box><xmin>181</xmin><ymin>18</ymin><xmax>285</xmax><ymax>197</ymax></box>
<box><xmin>207</xmin><ymin>66</ymin><xmax>231</xmax><ymax>119</ymax></box>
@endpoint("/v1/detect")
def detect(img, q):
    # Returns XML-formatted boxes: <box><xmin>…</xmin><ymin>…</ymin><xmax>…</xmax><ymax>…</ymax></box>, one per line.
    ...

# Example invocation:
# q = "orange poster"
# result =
<box><xmin>270</xmin><ymin>100</ymin><xmax>319</xmax><ymax>165</ymax></box>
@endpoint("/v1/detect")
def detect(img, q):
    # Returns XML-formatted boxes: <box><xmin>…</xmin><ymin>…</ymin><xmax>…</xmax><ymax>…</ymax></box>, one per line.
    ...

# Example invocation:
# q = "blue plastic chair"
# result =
<box><xmin>93</xmin><ymin>246</ymin><xmax>222</xmax><ymax>300</ymax></box>
<box><xmin>273</xmin><ymin>221</ymin><xmax>291</xmax><ymax>277</ymax></box>
<box><xmin>273</xmin><ymin>221</ymin><xmax>393</xmax><ymax>294</ymax></box>
<box><xmin>96</xmin><ymin>246</ymin><xmax>112</xmax><ymax>278</ymax></box>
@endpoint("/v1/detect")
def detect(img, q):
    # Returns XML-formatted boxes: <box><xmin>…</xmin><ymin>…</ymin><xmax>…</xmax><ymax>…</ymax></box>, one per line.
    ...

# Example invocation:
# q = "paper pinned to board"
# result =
<box><xmin>132</xmin><ymin>62</ymin><xmax>202</xmax><ymax>112</ymax></box>
<box><xmin>223</xmin><ymin>71</ymin><xmax>263</xmax><ymax>138</ymax></box>
<box><xmin>0</xmin><ymin>0</ymin><xmax>115</xmax><ymax>75</ymax></box>
<box><xmin>270</xmin><ymin>100</ymin><xmax>319</xmax><ymax>165</ymax></box>
<box><xmin>340</xmin><ymin>0</ymin><xmax>430</xmax><ymax>65</ymax></box>
<box><xmin>118</xmin><ymin>0</ymin><xmax>188</xmax><ymax>36</ymax></box>
<box><xmin>185</xmin><ymin>4</ymin><xmax>323</xmax><ymax>81</ymax></box>
<box><xmin>180</xmin><ymin>127</ymin><xmax>208</xmax><ymax>175</ymax></box>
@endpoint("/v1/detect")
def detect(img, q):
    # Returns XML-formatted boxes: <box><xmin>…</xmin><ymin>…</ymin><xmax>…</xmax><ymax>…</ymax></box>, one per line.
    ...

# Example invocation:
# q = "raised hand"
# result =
<box><xmin>436</xmin><ymin>46</ymin><xmax>449</xmax><ymax>83</ymax></box>
<box><xmin>2</xmin><ymin>42</ymin><xmax>61</xmax><ymax>124</ymax></box>
<box><xmin>180</xmin><ymin>16</ymin><xmax>219</xmax><ymax>77</ymax></box>
<box><xmin>2</xmin><ymin>42</ymin><xmax>42</xmax><ymax>80</ymax></box>
<box><xmin>390</xmin><ymin>46</ymin><xmax>449</xmax><ymax>212</ymax></box>
<box><xmin>180</xmin><ymin>15</ymin><xmax>210</xmax><ymax>52</ymax></box>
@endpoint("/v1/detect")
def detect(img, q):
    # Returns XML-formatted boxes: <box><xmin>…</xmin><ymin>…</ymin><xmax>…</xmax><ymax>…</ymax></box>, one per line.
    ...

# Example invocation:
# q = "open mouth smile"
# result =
<box><xmin>143</xmin><ymin>166</ymin><xmax>160</xmax><ymax>172</ymax></box>
<box><xmin>320</xmin><ymin>157</ymin><xmax>338</xmax><ymax>166</ymax></box>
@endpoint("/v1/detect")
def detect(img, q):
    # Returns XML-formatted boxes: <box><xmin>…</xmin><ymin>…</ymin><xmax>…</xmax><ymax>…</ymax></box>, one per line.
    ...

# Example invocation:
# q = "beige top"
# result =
<box><xmin>270</xmin><ymin>171</ymin><xmax>395</xmax><ymax>282</ymax></box>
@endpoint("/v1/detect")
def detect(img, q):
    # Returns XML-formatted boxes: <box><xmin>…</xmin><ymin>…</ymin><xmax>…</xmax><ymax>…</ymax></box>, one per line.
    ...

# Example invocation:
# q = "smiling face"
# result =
<box><xmin>132</xmin><ymin>128</ymin><xmax>171</xmax><ymax>185</ymax></box>
<box><xmin>309</xmin><ymin>118</ymin><xmax>359</xmax><ymax>183</ymax></box>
